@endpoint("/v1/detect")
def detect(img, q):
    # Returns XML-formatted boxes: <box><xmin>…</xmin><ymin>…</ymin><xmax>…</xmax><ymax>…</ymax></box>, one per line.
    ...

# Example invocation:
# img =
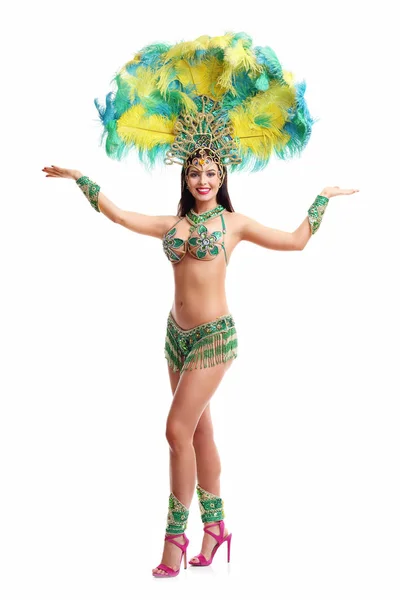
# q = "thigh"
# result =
<box><xmin>167</xmin><ymin>359</ymin><xmax>233</xmax><ymax>437</ymax></box>
<box><xmin>167</xmin><ymin>364</ymin><xmax>181</xmax><ymax>396</ymax></box>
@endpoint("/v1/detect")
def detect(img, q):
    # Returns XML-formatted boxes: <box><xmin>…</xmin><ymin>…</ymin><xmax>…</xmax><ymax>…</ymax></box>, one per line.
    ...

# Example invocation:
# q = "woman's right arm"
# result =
<box><xmin>42</xmin><ymin>166</ymin><xmax>173</xmax><ymax>239</ymax></box>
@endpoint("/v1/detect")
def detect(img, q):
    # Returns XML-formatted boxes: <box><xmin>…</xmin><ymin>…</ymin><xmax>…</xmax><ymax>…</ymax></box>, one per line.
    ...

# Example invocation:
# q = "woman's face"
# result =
<box><xmin>185</xmin><ymin>160</ymin><xmax>221</xmax><ymax>202</ymax></box>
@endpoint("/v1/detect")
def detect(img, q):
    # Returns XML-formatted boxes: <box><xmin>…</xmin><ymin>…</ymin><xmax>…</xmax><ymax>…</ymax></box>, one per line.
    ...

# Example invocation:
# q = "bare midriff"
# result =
<box><xmin>170</xmin><ymin>255</ymin><xmax>230</xmax><ymax>329</ymax></box>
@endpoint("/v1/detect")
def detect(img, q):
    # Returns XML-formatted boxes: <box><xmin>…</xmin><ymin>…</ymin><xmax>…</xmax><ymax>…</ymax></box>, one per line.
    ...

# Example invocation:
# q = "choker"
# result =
<box><xmin>186</xmin><ymin>204</ymin><xmax>225</xmax><ymax>226</ymax></box>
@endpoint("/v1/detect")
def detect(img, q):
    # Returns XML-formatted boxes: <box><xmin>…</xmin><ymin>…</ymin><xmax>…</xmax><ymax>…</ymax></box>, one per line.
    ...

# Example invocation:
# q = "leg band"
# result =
<box><xmin>166</xmin><ymin>493</ymin><xmax>189</xmax><ymax>534</ymax></box>
<box><xmin>196</xmin><ymin>484</ymin><xmax>225</xmax><ymax>523</ymax></box>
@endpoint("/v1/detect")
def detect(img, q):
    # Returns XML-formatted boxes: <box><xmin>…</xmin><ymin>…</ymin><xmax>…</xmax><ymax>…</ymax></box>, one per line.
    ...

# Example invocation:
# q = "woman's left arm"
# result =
<box><xmin>239</xmin><ymin>186</ymin><xmax>359</xmax><ymax>251</ymax></box>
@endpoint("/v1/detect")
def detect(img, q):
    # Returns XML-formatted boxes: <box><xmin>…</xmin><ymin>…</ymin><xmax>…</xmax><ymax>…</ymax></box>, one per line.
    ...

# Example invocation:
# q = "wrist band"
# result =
<box><xmin>76</xmin><ymin>175</ymin><xmax>100</xmax><ymax>212</ymax></box>
<box><xmin>307</xmin><ymin>195</ymin><xmax>329</xmax><ymax>234</ymax></box>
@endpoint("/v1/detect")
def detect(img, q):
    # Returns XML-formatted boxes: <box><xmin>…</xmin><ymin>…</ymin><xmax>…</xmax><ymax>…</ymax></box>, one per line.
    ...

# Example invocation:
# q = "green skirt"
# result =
<box><xmin>164</xmin><ymin>311</ymin><xmax>238</xmax><ymax>373</ymax></box>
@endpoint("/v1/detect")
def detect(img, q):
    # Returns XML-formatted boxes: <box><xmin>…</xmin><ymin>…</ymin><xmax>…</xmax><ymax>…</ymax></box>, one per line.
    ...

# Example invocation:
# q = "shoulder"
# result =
<box><xmin>223</xmin><ymin>211</ymin><xmax>250</xmax><ymax>241</ymax></box>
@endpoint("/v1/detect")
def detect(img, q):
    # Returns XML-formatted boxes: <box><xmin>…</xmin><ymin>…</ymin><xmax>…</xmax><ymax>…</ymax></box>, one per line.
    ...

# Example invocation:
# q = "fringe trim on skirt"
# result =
<box><xmin>165</xmin><ymin>327</ymin><xmax>238</xmax><ymax>373</ymax></box>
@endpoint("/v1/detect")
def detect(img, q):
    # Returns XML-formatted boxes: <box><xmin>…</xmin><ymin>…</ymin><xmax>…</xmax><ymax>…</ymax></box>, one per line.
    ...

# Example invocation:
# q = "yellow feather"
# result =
<box><xmin>174</xmin><ymin>58</ymin><xmax>225</xmax><ymax>100</ymax></box>
<box><xmin>174</xmin><ymin>91</ymin><xmax>198</xmax><ymax>113</ymax></box>
<box><xmin>125</xmin><ymin>52</ymin><xmax>142</xmax><ymax>70</ymax></box>
<box><xmin>117</xmin><ymin>105</ymin><xmax>176</xmax><ymax>149</ymax></box>
<box><xmin>157</xmin><ymin>63</ymin><xmax>175</xmax><ymax>96</ymax></box>
<box><xmin>208</xmin><ymin>33</ymin><xmax>235</xmax><ymax>49</ymax></box>
<box><xmin>133</xmin><ymin>66</ymin><xmax>158</xmax><ymax>99</ymax></box>
<box><xmin>118</xmin><ymin>66</ymin><xmax>158</xmax><ymax>102</ymax></box>
<box><xmin>229</xmin><ymin>84</ymin><xmax>296</xmax><ymax>157</ymax></box>
<box><xmin>164</xmin><ymin>37</ymin><xmax>210</xmax><ymax>62</ymax></box>
<box><xmin>118</xmin><ymin>70</ymin><xmax>138</xmax><ymax>102</ymax></box>
<box><xmin>225</xmin><ymin>40</ymin><xmax>261</xmax><ymax>73</ymax></box>
<box><xmin>218</xmin><ymin>40</ymin><xmax>262</xmax><ymax>92</ymax></box>
<box><xmin>283</xmin><ymin>70</ymin><xmax>295</xmax><ymax>86</ymax></box>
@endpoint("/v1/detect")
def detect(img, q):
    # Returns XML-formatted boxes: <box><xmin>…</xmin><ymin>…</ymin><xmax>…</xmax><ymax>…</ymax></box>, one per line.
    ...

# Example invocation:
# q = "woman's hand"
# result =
<box><xmin>320</xmin><ymin>186</ymin><xmax>359</xmax><ymax>199</ymax></box>
<box><xmin>42</xmin><ymin>165</ymin><xmax>83</xmax><ymax>181</ymax></box>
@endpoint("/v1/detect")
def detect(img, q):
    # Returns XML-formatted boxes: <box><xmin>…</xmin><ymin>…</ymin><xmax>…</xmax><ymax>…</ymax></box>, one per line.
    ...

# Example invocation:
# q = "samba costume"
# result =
<box><xmin>77</xmin><ymin>32</ymin><xmax>329</xmax><ymax>371</ymax></box>
<box><xmin>75</xmin><ymin>33</ymin><xmax>331</xmax><ymax>572</ymax></box>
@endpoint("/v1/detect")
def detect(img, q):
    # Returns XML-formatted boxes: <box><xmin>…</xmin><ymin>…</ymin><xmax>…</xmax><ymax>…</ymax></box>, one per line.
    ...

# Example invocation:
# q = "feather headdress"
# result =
<box><xmin>94</xmin><ymin>32</ymin><xmax>314</xmax><ymax>173</ymax></box>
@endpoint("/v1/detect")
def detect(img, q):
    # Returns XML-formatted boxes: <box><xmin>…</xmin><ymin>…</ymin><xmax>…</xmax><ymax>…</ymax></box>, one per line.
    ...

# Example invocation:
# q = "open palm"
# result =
<box><xmin>42</xmin><ymin>165</ymin><xmax>80</xmax><ymax>180</ymax></box>
<box><xmin>322</xmin><ymin>186</ymin><xmax>359</xmax><ymax>198</ymax></box>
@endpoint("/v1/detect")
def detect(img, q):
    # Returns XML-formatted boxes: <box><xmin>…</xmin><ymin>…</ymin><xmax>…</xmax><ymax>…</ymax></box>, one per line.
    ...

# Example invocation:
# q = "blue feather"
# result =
<box><xmin>254</xmin><ymin>46</ymin><xmax>285</xmax><ymax>82</ymax></box>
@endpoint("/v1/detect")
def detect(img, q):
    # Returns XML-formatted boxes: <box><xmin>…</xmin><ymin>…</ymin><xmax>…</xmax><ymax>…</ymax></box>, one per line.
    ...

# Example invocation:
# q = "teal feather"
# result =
<box><xmin>254</xmin><ymin>46</ymin><xmax>285</xmax><ymax>83</ymax></box>
<box><xmin>221</xmin><ymin>71</ymin><xmax>256</xmax><ymax>111</ymax></box>
<box><xmin>104</xmin><ymin>120</ymin><xmax>129</xmax><ymax>161</ymax></box>
<box><xmin>254</xmin><ymin>114</ymin><xmax>272</xmax><ymax>128</ymax></box>
<box><xmin>275</xmin><ymin>81</ymin><xmax>316</xmax><ymax>160</ymax></box>
<box><xmin>139</xmin><ymin>43</ymin><xmax>171</xmax><ymax>69</ymax></box>
<box><xmin>255</xmin><ymin>72</ymin><xmax>270</xmax><ymax>91</ymax></box>
<box><xmin>94</xmin><ymin>33</ymin><xmax>315</xmax><ymax>172</ymax></box>
<box><xmin>232</xmin><ymin>31</ymin><xmax>253</xmax><ymax>48</ymax></box>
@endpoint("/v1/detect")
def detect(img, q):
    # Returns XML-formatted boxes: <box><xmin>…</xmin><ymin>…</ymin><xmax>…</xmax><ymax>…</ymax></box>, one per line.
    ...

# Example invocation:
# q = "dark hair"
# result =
<box><xmin>176</xmin><ymin>150</ymin><xmax>235</xmax><ymax>217</ymax></box>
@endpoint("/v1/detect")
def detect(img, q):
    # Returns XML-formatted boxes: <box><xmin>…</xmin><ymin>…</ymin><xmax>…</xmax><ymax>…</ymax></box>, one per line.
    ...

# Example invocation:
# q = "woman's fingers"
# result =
<box><xmin>43</xmin><ymin>166</ymin><xmax>67</xmax><ymax>177</ymax></box>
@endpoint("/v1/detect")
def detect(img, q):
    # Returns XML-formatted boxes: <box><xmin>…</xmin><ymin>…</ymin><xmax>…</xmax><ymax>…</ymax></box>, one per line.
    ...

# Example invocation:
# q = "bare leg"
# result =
<box><xmin>152</xmin><ymin>359</ymin><xmax>234</xmax><ymax>576</ymax></box>
<box><xmin>189</xmin><ymin>403</ymin><xmax>230</xmax><ymax>563</ymax></box>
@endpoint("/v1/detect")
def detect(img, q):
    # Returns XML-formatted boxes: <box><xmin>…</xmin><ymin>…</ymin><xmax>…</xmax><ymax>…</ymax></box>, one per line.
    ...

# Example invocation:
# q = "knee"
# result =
<box><xmin>193</xmin><ymin>424</ymin><xmax>214</xmax><ymax>449</ymax></box>
<box><xmin>165</xmin><ymin>419</ymin><xmax>192</xmax><ymax>452</ymax></box>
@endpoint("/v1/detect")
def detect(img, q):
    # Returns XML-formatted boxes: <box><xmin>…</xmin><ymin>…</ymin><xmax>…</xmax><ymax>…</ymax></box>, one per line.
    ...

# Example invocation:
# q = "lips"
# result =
<box><xmin>197</xmin><ymin>188</ymin><xmax>211</xmax><ymax>195</ymax></box>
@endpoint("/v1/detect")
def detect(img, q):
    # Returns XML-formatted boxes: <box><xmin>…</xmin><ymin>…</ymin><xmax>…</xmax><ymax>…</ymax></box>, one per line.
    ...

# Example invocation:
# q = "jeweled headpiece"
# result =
<box><xmin>165</xmin><ymin>95</ymin><xmax>242</xmax><ymax>179</ymax></box>
<box><xmin>94</xmin><ymin>33</ymin><xmax>315</xmax><ymax>175</ymax></box>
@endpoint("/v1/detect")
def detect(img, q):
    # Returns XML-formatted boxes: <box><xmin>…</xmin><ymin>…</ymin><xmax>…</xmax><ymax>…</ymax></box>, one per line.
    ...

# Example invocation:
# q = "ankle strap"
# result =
<box><xmin>164</xmin><ymin>532</ymin><xmax>189</xmax><ymax>551</ymax></box>
<box><xmin>203</xmin><ymin>520</ymin><xmax>225</xmax><ymax>543</ymax></box>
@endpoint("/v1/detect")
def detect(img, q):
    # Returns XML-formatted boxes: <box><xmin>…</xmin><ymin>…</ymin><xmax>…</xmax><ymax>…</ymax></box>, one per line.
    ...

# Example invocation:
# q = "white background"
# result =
<box><xmin>1</xmin><ymin>1</ymin><xmax>399</xmax><ymax>598</ymax></box>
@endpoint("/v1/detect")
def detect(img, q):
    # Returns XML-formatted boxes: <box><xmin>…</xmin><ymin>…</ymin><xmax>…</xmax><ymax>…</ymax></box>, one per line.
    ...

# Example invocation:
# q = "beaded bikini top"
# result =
<box><xmin>162</xmin><ymin>204</ymin><xmax>228</xmax><ymax>265</ymax></box>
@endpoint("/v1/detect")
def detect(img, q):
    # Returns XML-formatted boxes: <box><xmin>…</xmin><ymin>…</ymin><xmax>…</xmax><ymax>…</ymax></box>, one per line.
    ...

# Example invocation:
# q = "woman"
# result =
<box><xmin>42</xmin><ymin>157</ymin><xmax>359</xmax><ymax>577</ymax></box>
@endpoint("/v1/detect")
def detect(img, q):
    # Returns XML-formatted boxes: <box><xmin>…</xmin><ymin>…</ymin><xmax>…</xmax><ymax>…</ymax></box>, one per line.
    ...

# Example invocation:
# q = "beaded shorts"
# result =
<box><xmin>164</xmin><ymin>311</ymin><xmax>238</xmax><ymax>373</ymax></box>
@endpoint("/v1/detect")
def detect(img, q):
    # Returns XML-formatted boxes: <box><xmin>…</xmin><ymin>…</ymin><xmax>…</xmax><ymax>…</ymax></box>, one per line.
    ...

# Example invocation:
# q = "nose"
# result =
<box><xmin>200</xmin><ymin>173</ymin><xmax>208</xmax><ymax>185</ymax></box>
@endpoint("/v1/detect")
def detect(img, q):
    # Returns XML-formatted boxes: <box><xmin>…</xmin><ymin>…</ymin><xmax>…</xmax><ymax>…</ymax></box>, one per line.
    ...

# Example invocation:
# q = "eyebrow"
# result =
<box><xmin>189</xmin><ymin>168</ymin><xmax>216</xmax><ymax>173</ymax></box>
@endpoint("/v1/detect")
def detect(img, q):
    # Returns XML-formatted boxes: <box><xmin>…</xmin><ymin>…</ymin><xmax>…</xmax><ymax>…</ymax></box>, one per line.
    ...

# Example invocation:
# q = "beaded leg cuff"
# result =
<box><xmin>307</xmin><ymin>195</ymin><xmax>329</xmax><ymax>234</ymax></box>
<box><xmin>76</xmin><ymin>175</ymin><xmax>100</xmax><ymax>213</ymax></box>
<box><xmin>196</xmin><ymin>484</ymin><xmax>225</xmax><ymax>523</ymax></box>
<box><xmin>166</xmin><ymin>493</ymin><xmax>189</xmax><ymax>534</ymax></box>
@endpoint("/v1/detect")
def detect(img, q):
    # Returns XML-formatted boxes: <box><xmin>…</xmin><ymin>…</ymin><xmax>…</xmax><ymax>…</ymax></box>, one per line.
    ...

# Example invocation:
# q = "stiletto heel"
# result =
<box><xmin>227</xmin><ymin>533</ymin><xmax>232</xmax><ymax>562</ymax></box>
<box><xmin>189</xmin><ymin>520</ymin><xmax>232</xmax><ymax>567</ymax></box>
<box><xmin>152</xmin><ymin>533</ymin><xmax>189</xmax><ymax>578</ymax></box>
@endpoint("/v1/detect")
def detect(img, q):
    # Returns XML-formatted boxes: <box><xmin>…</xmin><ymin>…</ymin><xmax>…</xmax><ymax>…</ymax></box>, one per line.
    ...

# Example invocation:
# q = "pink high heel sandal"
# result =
<box><xmin>189</xmin><ymin>520</ymin><xmax>232</xmax><ymax>567</ymax></box>
<box><xmin>152</xmin><ymin>532</ymin><xmax>189</xmax><ymax>578</ymax></box>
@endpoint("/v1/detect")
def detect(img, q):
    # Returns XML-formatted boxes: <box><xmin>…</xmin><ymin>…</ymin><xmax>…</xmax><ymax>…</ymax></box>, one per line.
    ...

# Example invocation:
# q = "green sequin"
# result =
<box><xmin>164</xmin><ymin>312</ymin><xmax>238</xmax><ymax>372</ymax></box>
<box><xmin>196</xmin><ymin>484</ymin><xmax>225</xmax><ymax>523</ymax></box>
<box><xmin>166</xmin><ymin>493</ymin><xmax>189</xmax><ymax>534</ymax></box>
<box><xmin>186</xmin><ymin>204</ymin><xmax>225</xmax><ymax>226</ymax></box>
<box><xmin>307</xmin><ymin>195</ymin><xmax>329</xmax><ymax>234</ymax></box>
<box><xmin>188</xmin><ymin>224</ymin><xmax>222</xmax><ymax>259</ymax></box>
<box><xmin>162</xmin><ymin>210</ymin><xmax>228</xmax><ymax>265</ymax></box>
<box><xmin>76</xmin><ymin>175</ymin><xmax>100</xmax><ymax>213</ymax></box>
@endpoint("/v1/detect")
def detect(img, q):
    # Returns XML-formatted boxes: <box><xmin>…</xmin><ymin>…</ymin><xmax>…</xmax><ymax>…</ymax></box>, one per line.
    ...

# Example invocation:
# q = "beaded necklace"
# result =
<box><xmin>186</xmin><ymin>204</ymin><xmax>225</xmax><ymax>226</ymax></box>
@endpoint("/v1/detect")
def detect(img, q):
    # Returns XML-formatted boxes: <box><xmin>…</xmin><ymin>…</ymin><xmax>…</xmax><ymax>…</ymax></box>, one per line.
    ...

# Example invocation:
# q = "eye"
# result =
<box><xmin>207</xmin><ymin>171</ymin><xmax>216</xmax><ymax>177</ymax></box>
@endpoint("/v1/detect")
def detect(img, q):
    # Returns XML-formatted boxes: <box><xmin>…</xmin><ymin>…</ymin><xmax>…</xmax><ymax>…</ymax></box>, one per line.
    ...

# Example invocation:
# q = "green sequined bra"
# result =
<box><xmin>162</xmin><ymin>204</ymin><xmax>228</xmax><ymax>265</ymax></box>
